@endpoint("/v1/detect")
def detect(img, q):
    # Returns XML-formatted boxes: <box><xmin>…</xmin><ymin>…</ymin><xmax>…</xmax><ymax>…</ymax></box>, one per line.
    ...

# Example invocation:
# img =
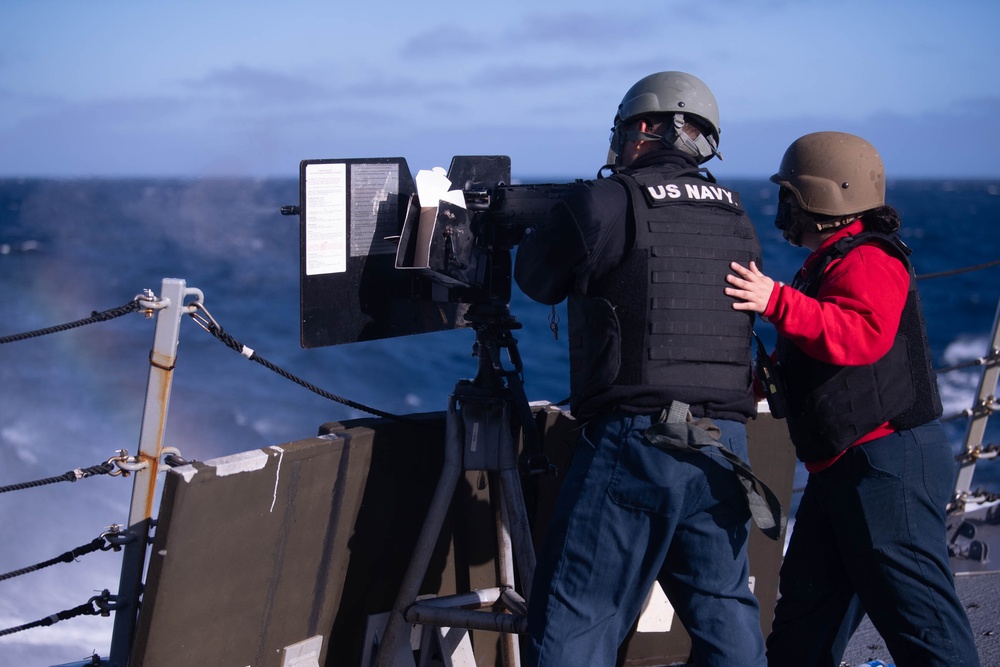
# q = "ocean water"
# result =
<box><xmin>1</xmin><ymin>176</ymin><xmax>999</xmax><ymax>665</ymax></box>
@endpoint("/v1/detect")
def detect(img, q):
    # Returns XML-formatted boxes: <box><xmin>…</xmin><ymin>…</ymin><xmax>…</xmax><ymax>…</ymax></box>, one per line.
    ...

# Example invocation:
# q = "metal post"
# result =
<box><xmin>108</xmin><ymin>278</ymin><xmax>197</xmax><ymax>666</ymax></box>
<box><xmin>954</xmin><ymin>297</ymin><xmax>1000</xmax><ymax>495</ymax></box>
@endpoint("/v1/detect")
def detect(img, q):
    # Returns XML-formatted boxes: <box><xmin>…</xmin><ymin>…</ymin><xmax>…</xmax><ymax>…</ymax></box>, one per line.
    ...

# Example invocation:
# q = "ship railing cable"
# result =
<box><xmin>916</xmin><ymin>257</ymin><xmax>1000</xmax><ymax>281</ymax></box>
<box><xmin>0</xmin><ymin>589</ymin><xmax>124</xmax><ymax>637</ymax></box>
<box><xmin>956</xmin><ymin>442</ymin><xmax>1000</xmax><ymax>465</ymax></box>
<box><xmin>952</xmin><ymin>488</ymin><xmax>1000</xmax><ymax>508</ymax></box>
<box><xmin>0</xmin><ymin>526</ymin><xmax>127</xmax><ymax>583</ymax></box>
<box><xmin>0</xmin><ymin>451</ymin><xmax>141</xmax><ymax>495</ymax></box>
<box><xmin>0</xmin><ymin>292</ymin><xmax>157</xmax><ymax>345</ymax></box>
<box><xmin>186</xmin><ymin>301</ymin><xmax>431</xmax><ymax>428</ymax></box>
<box><xmin>936</xmin><ymin>352</ymin><xmax>1000</xmax><ymax>375</ymax></box>
<box><xmin>934</xmin><ymin>347</ymin><xmax>998</xmax><ymax>423</ymax></box>
<box><xmin>0</xmin><ymin>292</ymin><xmax>170</xmax><ymax>646</ymax></box>
<box><xmin>940</xmin><ymin>397</ymin><xmax>997</xmax><ymax>423</ymax></box>
<box><xmin>0</xmin><ymin>288</ymin><xmax>424</xmax><ymax>429</ymax></box>
<box><xmin>919</xmin><ymin>256</ymin><xmax>1000</xmax><ymax>422</ymax></box>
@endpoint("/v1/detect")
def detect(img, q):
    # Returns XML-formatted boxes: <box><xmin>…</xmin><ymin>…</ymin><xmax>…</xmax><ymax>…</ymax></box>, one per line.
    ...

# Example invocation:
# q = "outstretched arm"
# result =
<box><xmin>729</xmin><ymin>246</ymin><xmax>910</xmax><ymax>366</ymax></box>
<box><xmin>725</xmin><ymin>261</ymin><xmax>775</xmax><ymax>314</ymax></box>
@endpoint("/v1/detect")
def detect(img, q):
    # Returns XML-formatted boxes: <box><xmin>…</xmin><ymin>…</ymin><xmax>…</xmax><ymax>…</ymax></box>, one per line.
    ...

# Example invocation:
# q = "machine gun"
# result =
<box><xmin>281</xmin><ymin>154</ymin><xmax>575</xmax><ymax>349</ymax></box>
<box><xmin>282</xmin><ymin>155</ymin><xmax>572</xmax><ymax>664</ymax></box>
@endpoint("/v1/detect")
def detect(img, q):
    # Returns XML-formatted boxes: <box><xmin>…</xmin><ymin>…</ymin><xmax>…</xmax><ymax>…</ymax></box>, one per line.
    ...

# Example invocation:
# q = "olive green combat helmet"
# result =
<box><xmin>609</xmin><ymin>71</ymin><xmax>722</xmax><ymax>165</ymax></box>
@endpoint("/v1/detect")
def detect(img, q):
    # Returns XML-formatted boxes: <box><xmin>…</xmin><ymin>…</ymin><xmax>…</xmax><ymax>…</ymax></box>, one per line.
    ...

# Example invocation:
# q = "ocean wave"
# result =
<box><xmin>0</xmin><ymin>239</ymin><xmax>41</xmax><ymax>255</ymax></box>
<box><xmin>938</xmin><ymin>335</ymin><xmax>990</xmax><ymax>418</ymax></box>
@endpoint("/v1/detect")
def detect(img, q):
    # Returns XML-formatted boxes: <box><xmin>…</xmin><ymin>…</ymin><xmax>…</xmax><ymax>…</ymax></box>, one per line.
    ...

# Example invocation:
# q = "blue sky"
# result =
<box><xmin>2</xmin><ymin>0</ymin><xmax>999</xmax><ymax>180</ymax></box>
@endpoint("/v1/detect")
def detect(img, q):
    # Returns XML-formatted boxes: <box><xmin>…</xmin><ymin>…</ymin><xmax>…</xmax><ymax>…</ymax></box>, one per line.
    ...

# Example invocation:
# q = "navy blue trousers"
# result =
<box><xmin>766</xmin><ymin>421</ymin><xmax>980</xmax><ymax>667</ymax></box>
<box><xmin>526</xmin><ymin>413</ymin><xmax>766</xmax><ymax>666</ymax></box>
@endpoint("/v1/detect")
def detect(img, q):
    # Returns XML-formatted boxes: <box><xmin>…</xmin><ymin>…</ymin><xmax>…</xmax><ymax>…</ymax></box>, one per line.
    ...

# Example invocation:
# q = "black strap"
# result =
<box><xmin>752</xmin><ymin>331</ymin><xmax>788</xmax><ymax>420</ymax></box>
<box><xmin>796</xmin><ymin>231</ymin><xmax>913</xmax><ymax>295</ymax></box>
<box><xmin>643</xmin><ymin>402</ymin><xmax>787</xmax><ymax>541</ymax></box>
<box><xmin>608</xmin><ymin>172</ymin><xmax>641</xmax><ymax>253</ymax></box>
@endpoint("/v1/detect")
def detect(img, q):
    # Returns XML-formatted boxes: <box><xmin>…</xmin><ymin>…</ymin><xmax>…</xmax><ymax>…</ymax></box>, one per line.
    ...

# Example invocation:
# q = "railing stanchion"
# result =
<box><xmin>108</xmin><ymin>278</ymin><xmax>191</xmax><ymax>667</ymax></box>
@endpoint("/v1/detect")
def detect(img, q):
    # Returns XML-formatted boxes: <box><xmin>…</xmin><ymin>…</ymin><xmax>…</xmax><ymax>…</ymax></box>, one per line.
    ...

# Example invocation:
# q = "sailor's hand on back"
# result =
<box><xmin>725</xmin><ymin>261</ymin><xmax>775</xmax><ymax>314</ymax></box>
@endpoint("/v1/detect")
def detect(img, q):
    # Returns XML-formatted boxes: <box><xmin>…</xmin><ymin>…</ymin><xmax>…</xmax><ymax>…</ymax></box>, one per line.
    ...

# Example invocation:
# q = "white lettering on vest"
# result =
<box><xmin>648</xmin><ymin>184</ymin><xmax>684</xmax><ymax>200</ymax></box>
<box><xmin>658</xmin><ymin>182</ymin><xmax>739</xmax><ymax>206</ymax></box>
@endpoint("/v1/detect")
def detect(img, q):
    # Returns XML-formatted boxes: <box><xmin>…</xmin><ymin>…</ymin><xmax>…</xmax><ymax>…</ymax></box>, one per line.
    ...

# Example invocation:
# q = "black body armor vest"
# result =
<box><xmin>776</xmin><ymin>232</ymin><xmax>943</xmax><ymax>462</ymax></box>
<box><xmin>569</xmin><ymin>168</ymin><xmax>760</xmax><ymax>421</ymax></box>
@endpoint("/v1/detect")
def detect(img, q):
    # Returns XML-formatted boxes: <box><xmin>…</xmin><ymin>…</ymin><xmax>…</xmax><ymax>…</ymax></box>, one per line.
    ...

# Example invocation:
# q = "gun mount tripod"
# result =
<box><xmin>372</xmin><ymin>302</ymin><xmax>546</xmax><ymax>667</ymax></box>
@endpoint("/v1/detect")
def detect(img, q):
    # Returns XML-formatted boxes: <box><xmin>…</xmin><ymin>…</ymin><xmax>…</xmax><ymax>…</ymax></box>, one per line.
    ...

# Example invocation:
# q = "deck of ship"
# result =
<box><xmin>843</xmin><ymin>569</ymin><xmax>1000</xmax><ymax>666</ymax></box>
<box><xmin>842</xmin><ymin>501</ymin><xmax>1000</xmax><ymax>666</ymax></box>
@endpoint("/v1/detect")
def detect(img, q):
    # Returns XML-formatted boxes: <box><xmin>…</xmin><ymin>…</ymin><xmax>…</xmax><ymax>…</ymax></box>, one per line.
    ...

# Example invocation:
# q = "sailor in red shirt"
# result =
<box><xmin>760</xmin><ymin>217</ymin><xmax>910</xmax><ymax>473</ymax></box>
<box><xmin>726</xmin><ymin>132</ymin><xmax>979</xmax><ymax>667</ymax></box>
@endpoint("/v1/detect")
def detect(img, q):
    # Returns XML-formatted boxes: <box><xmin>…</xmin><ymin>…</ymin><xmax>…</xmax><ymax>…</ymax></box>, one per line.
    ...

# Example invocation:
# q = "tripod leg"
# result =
<box><xmin>375</xmin><ymin>400</ymin><xmax>463</xmax><ymax>667</ymax></box>
<box><xmin>499</xmin><ymin>467</ymin><xmax>536</xmax><ymax>602</ymax></box>
<box><xmin>493</xmin><ymin>474</ymin><xmax>522</xmax><ymax>667</ymax></box>
<box><xmin>495</xmin><ymin>409</ymin><xmax>536</xmax><ymax>667</ymax></box>
<box><xmin>493</xmin><ymin>402</ymin><xmax>536</xmax><ymax>602</ymax></box>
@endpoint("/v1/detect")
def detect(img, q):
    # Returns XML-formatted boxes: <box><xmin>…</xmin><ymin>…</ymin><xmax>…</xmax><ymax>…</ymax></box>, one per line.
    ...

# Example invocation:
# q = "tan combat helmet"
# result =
<box><xmin>771</xmin><ymin>131</ymin><xmax>885</xmax><ymax>217</ymax></box>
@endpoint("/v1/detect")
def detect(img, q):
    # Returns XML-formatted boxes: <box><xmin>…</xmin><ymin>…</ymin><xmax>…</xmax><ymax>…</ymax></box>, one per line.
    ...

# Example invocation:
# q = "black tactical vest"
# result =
<box><xmin>569</xmin><ymin>168</ymin><xmax>760</xmax><ymax>421</ymax></box>
<box><xmin>776</xmin><ymin>232</ymin><xmax>943</xmax><ymax>462</ymax></box>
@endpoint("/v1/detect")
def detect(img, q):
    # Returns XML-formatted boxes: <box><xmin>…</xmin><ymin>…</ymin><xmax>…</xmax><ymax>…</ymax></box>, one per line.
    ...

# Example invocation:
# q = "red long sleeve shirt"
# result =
<box><xmin>763</xmin><ymin>220</ymin><xmax>910</xmax><ymax>472</ymax></box>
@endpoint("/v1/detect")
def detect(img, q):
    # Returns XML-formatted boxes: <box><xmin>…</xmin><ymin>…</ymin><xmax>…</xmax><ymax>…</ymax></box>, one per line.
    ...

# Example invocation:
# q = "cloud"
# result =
<box><xmin>397</xmin><ymin>10</ymin><xmax>648</xmax><ymax>60</ymax></box>
<box><xmin>399</xmin><ymin>23</ymin><xmax>490</xmax><ymax>58</ymax></box>
<box><xmin>2</xmin><ymin>65</ymin><xmax>999</xmax><ymax>180</ymax></box>
<box><xmin>184</xmin><ymin>65</ymin><xmax>330</xmax><ymax>101</ymax></box>
<box><xmin>503</xmin><ymin>12</ymin><xmax>649</xmax><ymax>47</ymax></box>
<box><xmin>966</xmin><ymin>97</ymin><xmax>1000</xmax><ymax>114</ymax></box>
<box><xmin>718</xmin><ymin>103</ymin><xmax>1000</xmax><ymax>179</ymax></box>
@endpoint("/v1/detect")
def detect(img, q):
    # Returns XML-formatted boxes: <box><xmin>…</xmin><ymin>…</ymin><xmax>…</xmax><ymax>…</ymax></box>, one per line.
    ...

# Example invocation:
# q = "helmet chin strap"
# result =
<box><xmin>612</xmin><ymin>114</ymin><xmax>722</xmax><ymax>164</ymax></box>
<box><xmin>666</xmin><ymin>114</ymin><xmax>723</xmax><ymax>162</ymax></box>
<box><xmin>775</xmin><ymin>197</ymin><xmax>854</xmax><ymax>247</ymax></box>
<box><xmin>812</xmin><ymin>216</ymin><xmax>854</xmax><ymax>232</ymax></box>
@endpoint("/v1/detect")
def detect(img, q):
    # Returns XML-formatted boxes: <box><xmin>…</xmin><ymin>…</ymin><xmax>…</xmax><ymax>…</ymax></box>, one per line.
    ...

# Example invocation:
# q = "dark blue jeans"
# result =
<box><xmin>766</xmin><ymin>421</ymin><xmax>980</xmax><ymax>667</ymax></box>
<box><xmin>526</xmin><ymin>412</ymin><xmax>766</xmax><ymax>666</ymax></box>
